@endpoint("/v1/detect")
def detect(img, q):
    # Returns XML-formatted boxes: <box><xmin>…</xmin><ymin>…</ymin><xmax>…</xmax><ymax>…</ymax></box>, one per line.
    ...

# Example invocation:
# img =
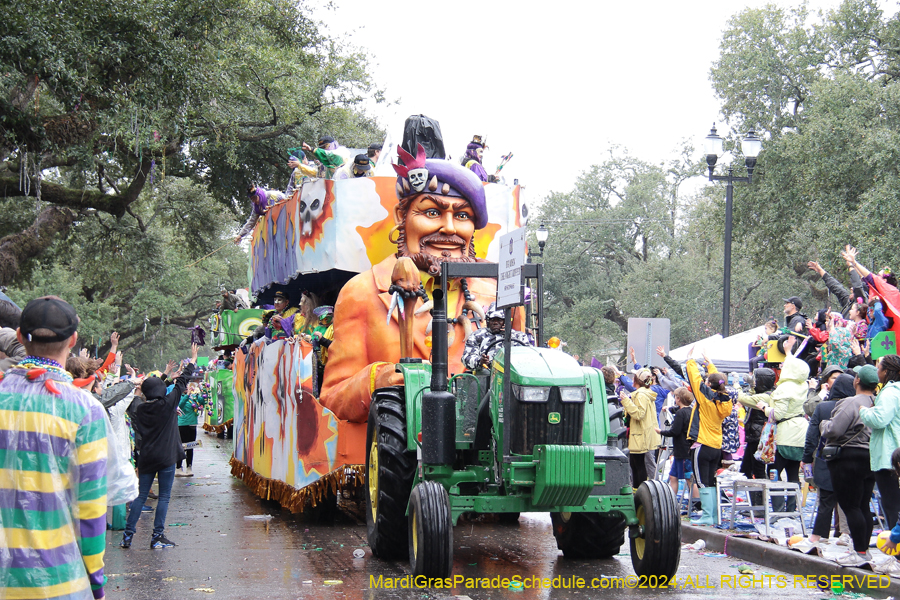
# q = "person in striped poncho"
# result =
<box><xmin>0</xmin><ymin>296</ymin><xmax>108</xmax><ymax>600</ymax></box>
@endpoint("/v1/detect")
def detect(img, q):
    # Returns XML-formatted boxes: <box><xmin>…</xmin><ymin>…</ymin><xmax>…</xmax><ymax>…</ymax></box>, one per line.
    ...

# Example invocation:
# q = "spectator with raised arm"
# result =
<box><xmin>808</xmin><ymin>260</ymin><xmax>867</xmax><ymax>318</ymax></box>
<box><xmin>755</xmin><ymin>336</ymin><xmax>809</xmax><ymax>512</ymax></box>
<box><xmin>122</xmin><ymin>343</ymin><xmax>199</xmax><ymax>550</ymax></box>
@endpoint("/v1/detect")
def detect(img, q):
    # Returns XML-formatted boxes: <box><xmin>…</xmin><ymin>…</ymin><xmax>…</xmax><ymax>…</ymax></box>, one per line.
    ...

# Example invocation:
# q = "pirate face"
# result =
<box><xmin>399</xmin><ymin>195</ymin><xmax>475</xmax><ymax>261</ymax></box>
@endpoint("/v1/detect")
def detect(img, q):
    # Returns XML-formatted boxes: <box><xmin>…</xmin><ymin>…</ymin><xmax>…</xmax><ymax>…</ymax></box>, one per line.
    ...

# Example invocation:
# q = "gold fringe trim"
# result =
<box><xmin>202</xmin><ymin>418</ymin><xmax>234</xmax><ymax>434</ymax></box>
<box><xmin>229</xmin><ymin>457</ymin><xmax>364</xmax><ymax>513</ymax></box>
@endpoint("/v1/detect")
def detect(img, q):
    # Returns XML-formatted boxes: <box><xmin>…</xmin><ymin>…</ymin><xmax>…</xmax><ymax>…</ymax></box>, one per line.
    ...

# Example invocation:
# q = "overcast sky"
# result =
<box><xmin>313</xmin><ymin>0</ymin><xmax>896</xmax><ymax>205</ymax></box>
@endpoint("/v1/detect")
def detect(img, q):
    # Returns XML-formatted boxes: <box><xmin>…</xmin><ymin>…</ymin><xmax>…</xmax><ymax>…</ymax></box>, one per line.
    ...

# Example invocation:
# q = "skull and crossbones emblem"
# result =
<box><xmin>408</xmin><ymin>168</ymin><xmax>428</xmax><ymax>192</ymax></box>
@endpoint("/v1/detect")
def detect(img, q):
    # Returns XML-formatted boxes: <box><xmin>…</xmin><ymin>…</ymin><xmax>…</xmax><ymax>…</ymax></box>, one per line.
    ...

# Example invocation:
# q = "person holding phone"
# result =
<box><xmin>121</xmin><ymin>343</ymin><xmax>199</xmax><ymax>550</ymax></box>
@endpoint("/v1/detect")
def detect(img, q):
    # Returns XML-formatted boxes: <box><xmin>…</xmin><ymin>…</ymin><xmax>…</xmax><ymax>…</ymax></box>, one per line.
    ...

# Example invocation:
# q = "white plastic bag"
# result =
<box><xmin>102</xmin><ymin>408</ymin><xmax>138</xmax><ymax>505</ymax></box>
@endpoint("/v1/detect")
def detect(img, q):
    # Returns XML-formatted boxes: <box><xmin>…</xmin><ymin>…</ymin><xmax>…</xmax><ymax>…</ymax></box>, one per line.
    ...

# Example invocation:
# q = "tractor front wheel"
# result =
<box><xmin>365</xmin><ymin>387</ymin><xmax>415</xmax><ymax>559</ymax></box>
<box><xmin>551</xmin><ymin>511</ymin><xmax>627</xmax><ymax>559</ymax></box>
<box><xmin>408</xmin><ymin>481</ymin><xmax>453</xmax><ymax>578</ymax></box>
<box><xmin>630</xmin><ymin>479</ymin><xmax>681</xmax><ymax>578</ymax></box>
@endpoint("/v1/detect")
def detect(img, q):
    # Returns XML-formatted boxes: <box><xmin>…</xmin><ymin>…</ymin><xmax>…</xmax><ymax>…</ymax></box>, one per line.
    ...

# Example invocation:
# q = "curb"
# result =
<box><xmin>682</xmin><ymin>523</ymin><xmax>900</xmax><ymax>597</ymax></box>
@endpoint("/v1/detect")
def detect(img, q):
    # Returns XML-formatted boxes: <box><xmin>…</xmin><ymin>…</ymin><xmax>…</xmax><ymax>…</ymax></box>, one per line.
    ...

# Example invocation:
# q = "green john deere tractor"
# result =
<box><xmin>365</xmin><ymin>262</ymin><xmax>680</xmax><ymax>578</ymax></box>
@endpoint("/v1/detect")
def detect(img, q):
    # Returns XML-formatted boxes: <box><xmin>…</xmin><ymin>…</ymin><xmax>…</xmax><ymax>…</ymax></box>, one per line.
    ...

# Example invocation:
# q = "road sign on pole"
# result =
<box><xmin>497</xmin><ymin>227</ymin><xmax>526</xmax><ymax>308</ymax></box>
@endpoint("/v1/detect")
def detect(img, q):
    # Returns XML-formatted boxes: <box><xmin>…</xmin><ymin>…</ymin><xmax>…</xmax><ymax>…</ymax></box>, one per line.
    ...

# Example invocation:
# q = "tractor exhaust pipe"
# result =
<box><xmin>423</xmin><ymin>288</ymin><xmax>455</xmax><ymax>465</ymax></box>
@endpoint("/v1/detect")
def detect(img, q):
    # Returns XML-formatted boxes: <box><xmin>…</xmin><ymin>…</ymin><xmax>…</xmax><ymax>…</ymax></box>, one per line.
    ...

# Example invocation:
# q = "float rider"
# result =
<box><xmin>302</xmin><ymin>136</ymin><xmax>348</xmax><ymax>179</ymax></box>
<box><xmin>461</xmin><ymin>135</ymin><xmax>489</xmax><ymax>182</ymax></box>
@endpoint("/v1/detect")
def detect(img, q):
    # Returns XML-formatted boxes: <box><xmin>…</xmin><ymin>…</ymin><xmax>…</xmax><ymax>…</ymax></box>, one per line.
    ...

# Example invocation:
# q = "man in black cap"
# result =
<box><xmin>0</xmin><ymin>296</ymin><xmax>109</xmax><ymax>599</ymax></box>
<box><xmin>334</xmin><ymin>153</ymin><xmax>373</xmax><ymax>180</ymax></box>
<box><xmin>783</xmin><ymin>295</ymin><xmax>816</xmax><ymax>368</ymax></box>
<box><xmin>784</xmin><ymin>296</ymin><xmax>806</xmax><ymax>334</ymax></box>
<box><xmin>121</xmin><ymin>342</ymin><xmax>199</xmax><ymax>550</ymax></box>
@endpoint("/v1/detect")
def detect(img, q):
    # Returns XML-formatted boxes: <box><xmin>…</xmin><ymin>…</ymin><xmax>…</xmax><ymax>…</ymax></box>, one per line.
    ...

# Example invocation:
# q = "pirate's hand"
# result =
<box><xmin>373</xmin><ymin>364</ymin><xmax>404</xmax><ymax>389</ymax></box>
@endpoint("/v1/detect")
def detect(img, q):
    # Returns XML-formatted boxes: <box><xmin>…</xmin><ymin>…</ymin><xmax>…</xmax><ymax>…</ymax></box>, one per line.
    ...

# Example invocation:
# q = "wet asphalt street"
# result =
<box><xmin>104</xmin><ymin>429</ymin><xmax>840</xmax><ymax>600</ymax></box>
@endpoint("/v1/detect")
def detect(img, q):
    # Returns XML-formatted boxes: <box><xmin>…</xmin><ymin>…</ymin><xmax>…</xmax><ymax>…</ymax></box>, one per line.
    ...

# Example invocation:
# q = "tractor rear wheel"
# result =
<box><xmin>550</xmin><ymin>511</ymin><xmax>627</xmax><ymax>559</ymax></box>
<box><xmin>365</xmin><ymin>388</ymin><xmax>416</xmax><ymax>559</ymax></box>
<box><xmin>630</xmin><ymin>479</ymin><xmax>681</xmax><ymax>578</ymax></box>
<box><xmin>408</xmin><ymin>481</ymin><xmax>453</xmax><ymax>578</ymax></box>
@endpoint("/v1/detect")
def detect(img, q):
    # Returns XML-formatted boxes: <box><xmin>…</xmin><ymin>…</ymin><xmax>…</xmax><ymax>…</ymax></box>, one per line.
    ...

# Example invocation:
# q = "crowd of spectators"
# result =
<box><xmin>597</xmin><ymin>245</ymin><xmax>900</xmax><ymax>572</ymax></box>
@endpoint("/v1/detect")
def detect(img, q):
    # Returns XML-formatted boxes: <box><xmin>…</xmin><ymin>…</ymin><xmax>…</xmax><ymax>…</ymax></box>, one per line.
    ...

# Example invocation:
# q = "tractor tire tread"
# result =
<box><xmin>366</xmin><ymin>389</ymin><xmax>416</xmax><ymax>559</ymax></box>
<box><xmin>409</xmin><ymin>481</ymin><xmax>453</xmax><ymax>578</ymax></box>
<box><xmin>630</xmin><ymin>479</ymin><xmax>681</xmax><ymax>578</ymax></box>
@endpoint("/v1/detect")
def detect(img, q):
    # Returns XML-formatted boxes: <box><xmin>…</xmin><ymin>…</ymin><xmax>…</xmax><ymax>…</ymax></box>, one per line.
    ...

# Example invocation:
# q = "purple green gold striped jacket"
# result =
<box><xmin>0</xmin><ymin>367</ymin><xmax>108</xmax><ymax>600</ymax></box>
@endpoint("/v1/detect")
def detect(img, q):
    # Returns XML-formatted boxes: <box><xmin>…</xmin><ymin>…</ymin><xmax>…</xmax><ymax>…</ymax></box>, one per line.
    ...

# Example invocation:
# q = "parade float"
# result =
<box><xmin>204</xmin><ymin>309</ymin><xmax>263</xmax><ymax>434</ymax></box>
<box><xmin>229</xmin><ymin>168</ymin><xmax>527</xmax><ymax>512</ymax></box>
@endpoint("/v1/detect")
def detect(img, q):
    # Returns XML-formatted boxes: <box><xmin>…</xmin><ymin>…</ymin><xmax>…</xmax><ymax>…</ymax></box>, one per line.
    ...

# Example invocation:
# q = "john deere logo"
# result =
<box><xmin>548</xmin><ymin>412</ymin><xmax>561</xmax><ymax>424</ymax></box>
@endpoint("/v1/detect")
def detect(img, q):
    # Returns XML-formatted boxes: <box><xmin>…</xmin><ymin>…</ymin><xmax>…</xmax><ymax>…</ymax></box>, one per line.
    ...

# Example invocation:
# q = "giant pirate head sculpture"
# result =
<box><xmin>391</xmin><ymin>144</ymin><xmax>488</xmax><ymax>277</ymax></box>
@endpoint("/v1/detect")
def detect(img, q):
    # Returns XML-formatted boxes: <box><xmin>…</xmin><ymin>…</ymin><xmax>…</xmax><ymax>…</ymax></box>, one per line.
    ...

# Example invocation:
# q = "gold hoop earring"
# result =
<box><xmin>388</xmin><ymin>225</ymin><xmax>401</xmax><ymax>245</ymax></box>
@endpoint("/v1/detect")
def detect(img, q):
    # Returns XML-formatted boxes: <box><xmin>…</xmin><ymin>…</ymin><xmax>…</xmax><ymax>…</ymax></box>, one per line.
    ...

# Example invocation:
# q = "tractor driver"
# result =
<box><xmin>319</xmin><ymin>143</ymin><xmax>524</xmax><ymax>423</ymax></box>
<box><xmin>462</xmin><ymin>303</ymin><xmax>531</xmax><ymax>371</ymax></box>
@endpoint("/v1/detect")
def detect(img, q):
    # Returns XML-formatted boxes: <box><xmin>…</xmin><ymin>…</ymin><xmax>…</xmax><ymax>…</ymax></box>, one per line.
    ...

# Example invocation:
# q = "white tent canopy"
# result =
<box><xmin>669</xmin><ymin>326</ymin><xmax>766</xmax><ymax>374</ymax></box>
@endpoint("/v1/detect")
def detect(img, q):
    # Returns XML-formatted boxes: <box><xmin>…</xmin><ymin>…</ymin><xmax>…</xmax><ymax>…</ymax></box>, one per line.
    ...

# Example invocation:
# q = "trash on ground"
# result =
<box><xmin>353</xmin><ymin>549</ymin><xmax>365</xmax><ymax>558</ymax></box>
<box><xmin>323</xmin><ymin>580</ymin><xmax>343</xmax><ymax>585</ymax></box>
<box><xmin>191</xmin><ymin>588</ymin><xmax>215</xmax><ymax>593</ymax></box>
<box><xmin>243</xmin><ymin>514</ymin><xmax>273</xmax><ymax>521</ymax></box>
<box><xmin>683</xmin><ymin>539</ymin><xmax>706</xmax><ymax>550</ymax></box>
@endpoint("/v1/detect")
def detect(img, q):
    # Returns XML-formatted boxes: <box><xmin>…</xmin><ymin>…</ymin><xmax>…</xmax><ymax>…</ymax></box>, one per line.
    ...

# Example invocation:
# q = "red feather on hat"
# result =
<box><xmin>392</xmin><ymin>143</ymin><xmax>427</xmax><ymax>178</ymax></box>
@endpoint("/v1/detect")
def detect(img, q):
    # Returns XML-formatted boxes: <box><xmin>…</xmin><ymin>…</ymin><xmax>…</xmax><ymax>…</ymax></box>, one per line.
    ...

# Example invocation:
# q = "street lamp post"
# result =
<box><xmin>527</xmin><ymin>223</ymin><xmax>549</xmax><ymax>263</ymax></box>
<box><xmin>704</xmin><ymin>125</ymin><xmax>762</xmax><ymax>338</ymax></box>
<box><xmin>526</xmin><ymin>223</ymin><xmax>549</xmax><ymax>343</ymax></box>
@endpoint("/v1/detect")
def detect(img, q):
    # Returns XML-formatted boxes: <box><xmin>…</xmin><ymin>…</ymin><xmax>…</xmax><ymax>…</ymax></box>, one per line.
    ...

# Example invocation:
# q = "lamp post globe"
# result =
<box><xmin>536</xmin><ymin>223</ymin><xmax>549</xmax><ymax>254</ymax></box>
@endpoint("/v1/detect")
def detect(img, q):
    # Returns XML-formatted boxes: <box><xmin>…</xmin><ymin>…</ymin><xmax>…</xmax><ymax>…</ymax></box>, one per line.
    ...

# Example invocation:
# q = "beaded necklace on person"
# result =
<box><xmin>14</xmin><ymin>356</ymin><xmax>73</xmax><ymax>383</ymax></box>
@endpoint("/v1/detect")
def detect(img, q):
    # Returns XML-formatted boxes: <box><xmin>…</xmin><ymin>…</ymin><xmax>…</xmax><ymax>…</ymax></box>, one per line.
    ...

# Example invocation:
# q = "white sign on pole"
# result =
<box><xmin>497</xmin><ymin>227</ymin><xmax>526</xmax><ymax>308</ymax></box>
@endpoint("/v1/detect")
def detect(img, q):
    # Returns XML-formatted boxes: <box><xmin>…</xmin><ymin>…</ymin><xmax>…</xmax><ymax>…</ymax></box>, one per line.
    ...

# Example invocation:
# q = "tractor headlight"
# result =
<box><xmin>514</xmin><ymin>385</ymin><xmax>551</xmax><ymax>402</ymax></box>
<box><xmin>559</xmin><ymin>387</ymin><xmax>586</xmax><ymax>403</ymax></box>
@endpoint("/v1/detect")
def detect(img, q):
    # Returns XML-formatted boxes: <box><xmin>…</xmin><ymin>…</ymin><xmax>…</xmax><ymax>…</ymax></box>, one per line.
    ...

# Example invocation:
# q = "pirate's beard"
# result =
<box><xmin>396</xmin><ymin>228</ymin><xmax>477</xmax><ymax>277</ymax></box>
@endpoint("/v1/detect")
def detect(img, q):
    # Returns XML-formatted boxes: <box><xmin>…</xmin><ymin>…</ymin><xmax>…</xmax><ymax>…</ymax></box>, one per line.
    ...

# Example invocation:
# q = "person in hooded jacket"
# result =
<box><xmin>755</xmin><ymin>337</ymin><xmax>810</xmax><ymax>512</ymax></box>
<box><xmin>858</xmin><ymin>355</ymin><xmax>900</xmax><ymax>530</ymax></box>
<box><xmin>619</xmin><ymin>368</ymin><xmax>661</xmax><ymax>488</ymax></box>
<box><xmin>737</xmin><ymin>368</ymin><xmax>777</xmax><ymax>482</ymax></box>
<box><xmin>819</xmin><ymin>365</ymin><xmax>877</xmax><ymax>566</ymax></box>
<box><xmin>121</xmin><ymin>344</ymin><xmax>198</xmax><ymax>550</ymax></box>
<box><xmin>800</xmin><ymin>373</ymin><xmax>857</xmax><ymax>551</ymax></box>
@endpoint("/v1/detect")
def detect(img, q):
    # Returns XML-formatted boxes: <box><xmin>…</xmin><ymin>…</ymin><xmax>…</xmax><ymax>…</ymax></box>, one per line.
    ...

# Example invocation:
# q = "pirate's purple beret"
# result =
<box><xmin>393</xmin><ymin>144</ymin><xmax>488</xmax><ymax>229</ymax></box>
